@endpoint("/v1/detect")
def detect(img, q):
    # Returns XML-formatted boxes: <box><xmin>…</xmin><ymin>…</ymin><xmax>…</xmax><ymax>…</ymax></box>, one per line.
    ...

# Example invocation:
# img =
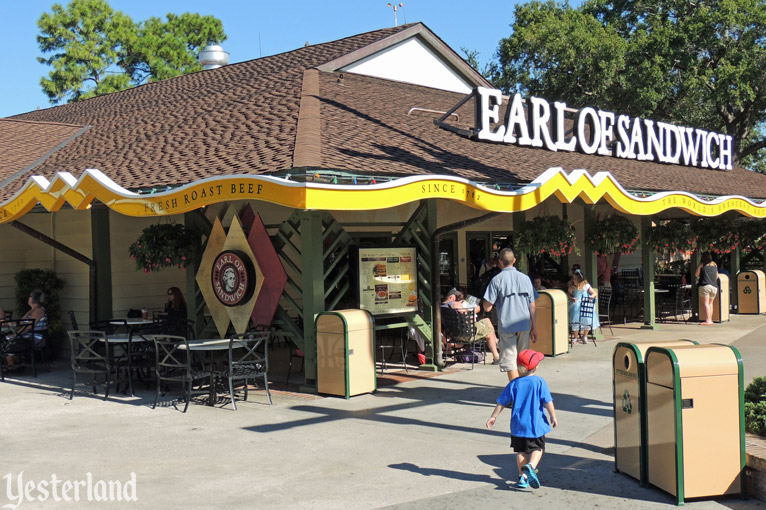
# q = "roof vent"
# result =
<box><xmin>199</xmin><ymin>45</ymin><xmax>230</xmax><ymax>70</ymax></box>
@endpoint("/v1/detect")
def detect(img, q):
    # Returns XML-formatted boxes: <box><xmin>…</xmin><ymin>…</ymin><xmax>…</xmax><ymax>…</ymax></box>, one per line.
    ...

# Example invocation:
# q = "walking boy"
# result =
<box><xmin>486</xmin><ymin>349</ymin><xmax>557</xmax><ymax>489</ymax></box>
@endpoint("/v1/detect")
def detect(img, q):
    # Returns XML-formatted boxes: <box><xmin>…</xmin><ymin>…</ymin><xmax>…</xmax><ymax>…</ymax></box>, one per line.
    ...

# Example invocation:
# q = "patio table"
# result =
<box><xmin>104</xmin><ymin>319</ymin><xmax>155</xmax><ymax>395</ymax></box>
<box><xmin>179</xmin><ymin>339</ymin><xmax>247</xmax><ymax>405</ymax></box>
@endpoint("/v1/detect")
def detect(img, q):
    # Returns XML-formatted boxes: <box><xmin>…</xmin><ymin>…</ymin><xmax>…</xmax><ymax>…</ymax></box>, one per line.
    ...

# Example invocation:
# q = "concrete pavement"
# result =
<box><xmin>1</xmin><ymin>315</ymin><xmax>765</xmax><ymax>509</ymax></box>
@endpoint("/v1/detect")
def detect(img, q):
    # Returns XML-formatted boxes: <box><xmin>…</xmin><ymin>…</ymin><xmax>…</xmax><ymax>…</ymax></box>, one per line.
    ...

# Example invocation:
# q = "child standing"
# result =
<box><xmin>486</xmin><ymin>349</ymin><xmax>558</xmax><ymax>489</ymax></box>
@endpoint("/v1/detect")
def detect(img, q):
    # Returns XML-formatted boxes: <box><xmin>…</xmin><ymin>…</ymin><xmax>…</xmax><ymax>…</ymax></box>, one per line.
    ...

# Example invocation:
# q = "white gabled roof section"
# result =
<box><xmin>317</xmin><ymin>23</ymin><xmax>491</xmax><ymax>94</ymax></box>
<box><xmin>340</xmin><ymin>36</ymin><xmax>473</xmax><ymax>94</ymax></box>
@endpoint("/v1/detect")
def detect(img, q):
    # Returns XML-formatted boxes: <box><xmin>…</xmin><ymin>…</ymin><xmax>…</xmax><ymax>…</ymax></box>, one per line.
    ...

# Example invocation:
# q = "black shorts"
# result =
<box><xmin>510</xmin><ymin>435</ymin><xmax>546</xmax><ymax>454</ymax></box>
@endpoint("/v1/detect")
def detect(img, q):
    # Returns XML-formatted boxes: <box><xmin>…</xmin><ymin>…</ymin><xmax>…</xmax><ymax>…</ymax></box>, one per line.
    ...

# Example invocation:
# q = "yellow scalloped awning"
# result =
<box><xmin>2</xmin><ymin>167</ymin><xmax>765</xmax><ymax>223</ymax></box>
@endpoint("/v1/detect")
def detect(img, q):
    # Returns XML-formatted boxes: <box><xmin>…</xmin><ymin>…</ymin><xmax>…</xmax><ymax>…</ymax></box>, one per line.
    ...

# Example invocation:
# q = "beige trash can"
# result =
<box><xmin>645</xmin><ymin>344</ymin><xmax>745</xmax><ymax>505</ymax></box>
<box><xmin>698</xmin><ymin>274</ymin><xmax>730</xmax><ymax>323</ymax></box>
<box><xmin>316</xmin><ymin>309</ymin><xmax>376</xmax><ymax>398</ymax></box>
<box><xmin>737</xmin><ymin>270</ymin><xmax>766</xmax><ymax>314</ymax></box>
<box><xmin>534</xmin><ymin>289</ymin><xmax>569</xmax><ymax>357</ymax></box>
<box><xmin>612</xmin><ymin>340</ymin><xmax>698</xmax><ymax>486</ymax></box>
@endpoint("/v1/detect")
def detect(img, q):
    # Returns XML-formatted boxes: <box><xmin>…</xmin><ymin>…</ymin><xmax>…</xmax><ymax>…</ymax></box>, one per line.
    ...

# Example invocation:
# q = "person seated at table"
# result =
<box><xmin>445</xmin><ymin>289</ymin><xmax>501</xmax><ymax>364</ymax></box>
<box><xmin>3</xmin><ymin>290</ymin><xmax>47</xmax><ymax>368</ymax></box>
<box><xmin>164</xmin><ymin>287</ymin><xmax>188</xmax><ymax>337</ymax></box>
<box><xmin>568</xmin><ymin>270</ymin><xmax>598</xmax><ymax>345</ymax></box>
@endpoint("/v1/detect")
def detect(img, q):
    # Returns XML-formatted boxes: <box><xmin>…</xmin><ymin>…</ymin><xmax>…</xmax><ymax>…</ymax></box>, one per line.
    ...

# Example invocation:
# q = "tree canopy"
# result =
<box><xmin>490</xmin><ymin>0</ymin><xmax>766</xmax><ymax>169</ymax></box>
<box><xmin>37</xmin><ymin>0</ymin><xmax>226</xmax><ymax>104</ymax></box>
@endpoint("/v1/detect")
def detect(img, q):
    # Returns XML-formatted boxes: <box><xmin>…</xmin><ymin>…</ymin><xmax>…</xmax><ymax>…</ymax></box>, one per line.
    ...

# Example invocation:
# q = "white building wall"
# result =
<box><xmin>0</xmin><ymin>210</ymin><xmax>91</xmax><ymax>327</ymax></box>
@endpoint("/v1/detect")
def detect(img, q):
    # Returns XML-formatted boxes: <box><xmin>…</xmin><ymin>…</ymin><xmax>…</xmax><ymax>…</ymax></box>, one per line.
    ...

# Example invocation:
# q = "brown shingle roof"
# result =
<box><xmin>1</xmin><ymin>25</ymin><xmax>411</xmax><ymax>201</ymax></box>
<box><xmin>0</xmin><ymin>119</ymin><xmax>87</xmax><ymax>188</ymax></box>
<box><xmin>3</xmin><ymin>22</ymin><xmax>766</xmax><ymax>205</ymax></box>
<box><xmin>317</xmin><ymin>71</ymin><xmax>766</xmax><ymax>199</ymax></box>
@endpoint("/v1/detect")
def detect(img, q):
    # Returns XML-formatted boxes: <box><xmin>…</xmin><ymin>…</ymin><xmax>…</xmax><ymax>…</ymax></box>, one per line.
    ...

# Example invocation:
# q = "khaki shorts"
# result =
<box><xmin>473</xmin><ymin>318</ymin><xmax>493</xmax><ymax>341</ymax></box>
<box><xmin>497</xmin><ymin>330</ymin><xmax>530</xmax><ymax>372</ymax></box>
<box><xmin>699</xmin><ymin>285</ymin><xmax>718</xmax><ymax>299</ymax></box>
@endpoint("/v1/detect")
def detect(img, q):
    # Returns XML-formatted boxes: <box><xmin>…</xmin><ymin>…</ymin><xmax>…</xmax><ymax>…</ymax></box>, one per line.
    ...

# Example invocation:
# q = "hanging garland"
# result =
<box><xmin>128</xmin><ymin>223</ymin><xmax>196</xmax><ymax>273</ymax></box>
<box><xmin>515</xmin><ymin>216</ymin><xmax>577</xmax><ymax>257</ymax></box>
<box><xmin>739</xmin><ymin>219</ymin><xmax>766</xmax><ymax>254</ymax></box>
<box><xmin>646</xmin><ymin>220</ymin><xmax>697</xmax><ymax>258</ymax></box>
<box><xmin>692</xmin><ymin>216</ymin><xmax>740</xmax><ymax>255</ymax></box>
<box><xmin>585</xmin><ymin>215</ymin><xmax>639</xmax><ymax>255</ymax></box>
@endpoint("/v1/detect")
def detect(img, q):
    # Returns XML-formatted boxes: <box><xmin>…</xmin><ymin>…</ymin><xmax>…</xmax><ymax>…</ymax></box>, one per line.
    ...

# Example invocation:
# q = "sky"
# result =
<box><xmin>0</xmin><ymin>0</ymin><xmax>542</xmax><ymax>118</ymax></box>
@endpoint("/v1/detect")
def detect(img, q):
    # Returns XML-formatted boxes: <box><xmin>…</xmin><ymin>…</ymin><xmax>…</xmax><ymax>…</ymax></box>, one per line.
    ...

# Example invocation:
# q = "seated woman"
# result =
<box><xmin>568</xmin><ymin>270</ymin><xmax>598</xmax><ymax>344</ymax></box>
<box><xmin>3</xmin><ymin>290</ymin><xmax>47</xmax><ymax>368</ymax></box>
<box><xmin>163</xmin><ymin>287</ymin><xmax>188</xmax><ymax>337</ymax></box>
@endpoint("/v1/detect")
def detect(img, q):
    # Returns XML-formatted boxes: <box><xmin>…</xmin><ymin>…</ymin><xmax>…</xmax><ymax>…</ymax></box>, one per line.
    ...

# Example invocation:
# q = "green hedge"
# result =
<box><xmin>745</xmin><ymin>376</ymin><xmax>766</xmax><ymax>437</ymax></box>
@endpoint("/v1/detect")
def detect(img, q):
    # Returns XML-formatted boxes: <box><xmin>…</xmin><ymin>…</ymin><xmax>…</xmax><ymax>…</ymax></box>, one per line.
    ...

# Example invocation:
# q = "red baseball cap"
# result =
<box><xmin>518</xmin><ymin>349</ymin><xmax>544</xmax><ymax>370</ymax></box>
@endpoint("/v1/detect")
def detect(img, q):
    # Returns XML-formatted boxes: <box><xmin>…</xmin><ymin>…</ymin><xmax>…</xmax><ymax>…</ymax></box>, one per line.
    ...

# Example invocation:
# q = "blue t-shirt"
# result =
<box><xmin>496</xmin><ymin>375</ymin><xmax>553</xmax><ymax>438</ymax></box>
<box><xmin>483</xmin><ymin>267</ymin><xmax>535</xmax><ymax>333</ymax></box>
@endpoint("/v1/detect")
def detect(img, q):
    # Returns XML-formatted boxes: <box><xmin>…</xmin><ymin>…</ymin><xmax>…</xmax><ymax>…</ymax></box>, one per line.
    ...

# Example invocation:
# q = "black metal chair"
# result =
<box><xmin>659</xmin><ymin>284</ymin><xmax>692</xmax><ymax>322</ymax></box>
<box><xmin>152</xmin><ymin>334</ymin><xmax>210</xmax><ymax>413</ymax></box>
<box><xmin>285</xmin><ymin>341</ymin><xmax>304</xmax><ymax>385</ymax></box>
<box><xmin>572</xmin><ymin>296</ymin><xmax>598</xmax><ymax>347</ymax></box>
<box><xmin>675</xmin><ymin>285</ymin><xmax>692</xmax><ymax>321</ymax></box>
<box><xmin>0</xmin><ymin>318</ymin><xmax>38</xmax><ymax>380</ymax></box>
<box><xmin>90</xmin><ymin>318</ymin><xmax>144</xmax><ymax>395</ymax></box>
<box><xmin>622</xmin><ymin>270</ymin><xmax>642</xmax><ymax>322</ymax></box>
<box><xmin>218</xmin><ymin>330</ymin><xmax>272</xmax><ymax>410</ymax></box>
<box><xmin>597</xmin><ymin>287</ymin><xmax>613</xmax><ymax>335</ymax></box>
<box><xmin>68</xmin><ymin>330</ymin><xmax>113</xmax><ymax>400</ymax></box>
<box><xmin>441</xmin><ymin>306</ymin><xmax>484</xmax><ymax>369</ymax></box>
<box><xmin>68</xmin><ymin>310</ymin><xmax>79</xmax><ymax>330</ymax></box>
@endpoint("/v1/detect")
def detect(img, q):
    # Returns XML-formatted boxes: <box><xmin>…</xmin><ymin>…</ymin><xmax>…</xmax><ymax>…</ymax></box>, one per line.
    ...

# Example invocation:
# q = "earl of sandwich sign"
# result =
<box><xmin>474</xmin><ymin>87</ymin><xmax>733</xmax><ymax>171</ymax></box>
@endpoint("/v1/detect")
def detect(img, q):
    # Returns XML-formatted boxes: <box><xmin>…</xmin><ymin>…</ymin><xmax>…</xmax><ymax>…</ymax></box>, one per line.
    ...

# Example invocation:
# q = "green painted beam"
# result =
<box><xmin>513</xmin><ymin>211</ymin><xmax>527</xmax><ymax>274</ymax></box>
<box><xmin>583</xmin><ymin>207</ymin><xmax>603</xmax><ymax>339</ymax></box>
<box><xmin>690</xmin><ymin>250</ymin><xmax>701</xmax><ymax>319</ymax></box>
<box><xmin>90</xmin><ymin>208</ymin><xmax>113</xmax><ymax>321</ymax></box>
<box><xmin>184</xmin><ymin>211</ymin><xmax>207</xmax><ymax>337</ymax></box>
<box><xmin>731</xmin><ymin>248</ymin><xmax>740</xmax><ymax>312</ymax></box>
<box><xmin>299</xmin><ymin>211</ymin><xmax>326</xmax><ymax>390</ymax></box>
<box><xmin>641</xmin><ymin>217</ymin><xmax>659</xmax><ymax>330</ymax></box>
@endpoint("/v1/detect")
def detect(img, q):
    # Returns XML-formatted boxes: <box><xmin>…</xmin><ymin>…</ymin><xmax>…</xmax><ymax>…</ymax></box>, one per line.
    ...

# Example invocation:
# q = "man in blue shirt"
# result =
<box><xmin>486</xmin><ymin>349</ymin><xmax>558</xmax><ymax>489</ymax></box>
<box><xmin>483</xmin><ymin>248</ymin><xmax>537</xmax><ymax>381</ymax></box>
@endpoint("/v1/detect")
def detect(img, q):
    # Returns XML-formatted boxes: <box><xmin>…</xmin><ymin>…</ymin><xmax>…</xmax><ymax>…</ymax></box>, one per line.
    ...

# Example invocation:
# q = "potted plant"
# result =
<box><xmin>586</xmin><ymin>215</ymin><xmax>639</xmax><ymax>255</ymax></box>
<box><xmin>515</xmin><ymin>216</ymin><xmax>577</xmax><ymax>257</ymax></box>
<box><xmin>646</xmin><ymin>220</ymin><xmax>697</xmax><ymax>258</ymax></box>
<box><xmin>128</xmin><ymin>223</ymin><xmax>196</xmax><ymax>273</ymax></box>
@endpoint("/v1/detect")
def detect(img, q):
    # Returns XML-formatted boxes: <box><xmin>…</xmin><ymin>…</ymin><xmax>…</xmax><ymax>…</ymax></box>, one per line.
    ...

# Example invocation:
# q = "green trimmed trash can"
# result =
<box><xmin>612</xmin><ymin>340</ymin><xmax>697</xmax><ymax>486</ymax></box>
<box><xmin>534</xmin><ymin>289</ymin><xmax>569</xmax><ymax>357</ymax></box>
<box><xmin>737</xmin><ymin>270</ymin><xmax>766</xmax><ymax>314</ymax></box>
<box><xmin>645</xmin><ymin>344</ymin><xmax>745</xmax><ymax>505</ymax></box>
<box><xmin>698</xmin><ymin>274</ymin><xmax>730</xmax><ymax>323</ymax></box>
<box><xmin>316</xmin><ymin>309</ymin><xmax>376</xmax><ymax>398</ymax></box>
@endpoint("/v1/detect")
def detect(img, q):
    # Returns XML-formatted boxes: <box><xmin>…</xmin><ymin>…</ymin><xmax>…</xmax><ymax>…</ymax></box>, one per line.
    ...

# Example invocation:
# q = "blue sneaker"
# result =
<box><xmin>522</xmin><ymin>464</ymin><xmax>540</xmax><ymax>489</ymax></box>
<box><xmin>517</xmin><ymin>475</ymin><xmax>528</xmax><ymax>488</ymax></box>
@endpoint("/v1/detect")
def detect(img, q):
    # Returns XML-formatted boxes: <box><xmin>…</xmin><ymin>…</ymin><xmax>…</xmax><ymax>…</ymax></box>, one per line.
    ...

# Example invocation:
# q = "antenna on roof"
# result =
<box><xmin>387</xmin><ymin>3</ymin><xmax>404</xmax><ymax>26</ymax></box>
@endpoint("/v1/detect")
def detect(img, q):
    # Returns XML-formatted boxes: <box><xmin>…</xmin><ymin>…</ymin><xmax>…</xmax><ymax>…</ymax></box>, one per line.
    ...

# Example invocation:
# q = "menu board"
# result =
<box><xmin>358</xmin><ymin>247</ymin><xmax>418</xmax><ymax>315</ymax></box>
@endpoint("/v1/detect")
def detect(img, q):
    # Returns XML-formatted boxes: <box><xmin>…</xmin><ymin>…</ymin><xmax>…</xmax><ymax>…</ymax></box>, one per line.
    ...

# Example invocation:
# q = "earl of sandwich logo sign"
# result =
<box><xmin>474</xmin><ymin>87</ymin><xmax>733</xmax><ymax>171</ymax></box>
<box><xmin>212</xmin><ymin>250</ymin><xmax>255</xmax><ymax>307</ymax></box>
